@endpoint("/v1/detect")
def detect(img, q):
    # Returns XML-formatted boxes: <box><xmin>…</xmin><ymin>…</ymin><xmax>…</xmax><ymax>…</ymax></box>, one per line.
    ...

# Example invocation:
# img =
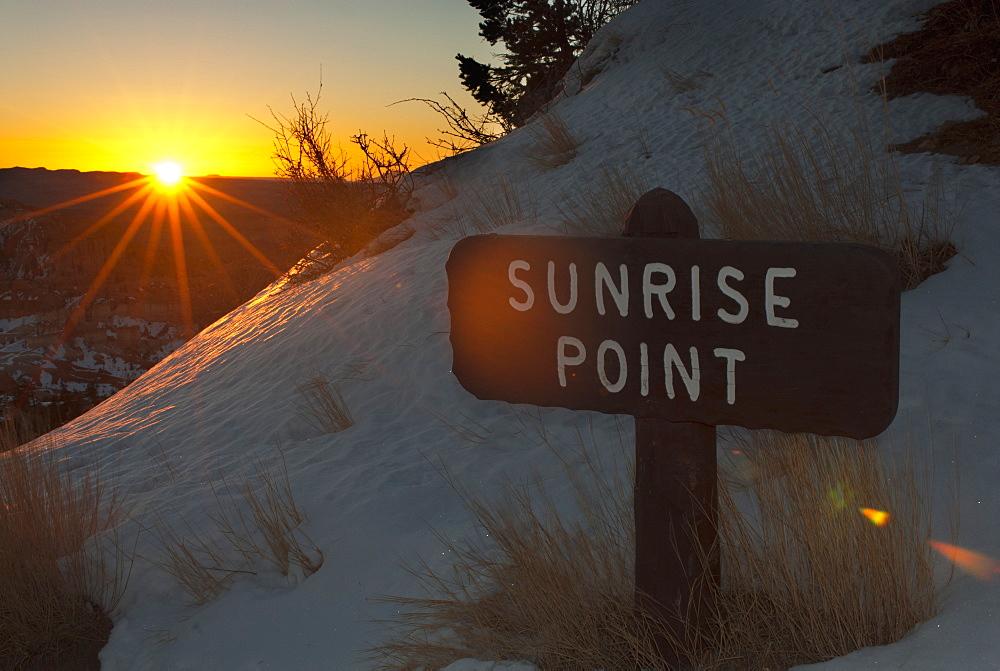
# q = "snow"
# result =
<box><xmin>31</xmin><ymin>0</ymin><xmax>1000</xmax><ymax>668</ymax></box>
<box><xmin>0</xmin><ymin>315</ymin><xmax>36</xmax><ymax>331</ymax></box>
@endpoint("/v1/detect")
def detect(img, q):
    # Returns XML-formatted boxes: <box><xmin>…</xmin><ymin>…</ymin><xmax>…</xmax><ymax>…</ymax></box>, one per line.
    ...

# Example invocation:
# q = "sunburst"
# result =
<box><xmin>7</xmin><ymin>171</ymin><xmax>307</xmax><ymax>365</ymax></box>
<box><xmin>152</xmin><ymin>161</ymin><xmax>184</xmax><ymax>188</ymax></box>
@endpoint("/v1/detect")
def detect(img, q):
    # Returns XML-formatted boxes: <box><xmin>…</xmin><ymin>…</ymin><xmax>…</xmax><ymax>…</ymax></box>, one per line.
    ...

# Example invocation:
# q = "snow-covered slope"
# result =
<box><xmin>41</xmin><ymin>0</ymin><xmax>1000</xmax><ymax>668</ymax></box>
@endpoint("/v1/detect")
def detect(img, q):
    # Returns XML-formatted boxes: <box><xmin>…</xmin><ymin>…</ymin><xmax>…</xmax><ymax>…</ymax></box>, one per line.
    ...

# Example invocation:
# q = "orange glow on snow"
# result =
<box><xmin>927</xmin><ymin>540</ymin><xmax>1000</xmax><ymax>581</ymax></box>
<box><xmin>859</xmin><ymin>508</ymin><xmax>890</xmax><ymax>526</ymax></box>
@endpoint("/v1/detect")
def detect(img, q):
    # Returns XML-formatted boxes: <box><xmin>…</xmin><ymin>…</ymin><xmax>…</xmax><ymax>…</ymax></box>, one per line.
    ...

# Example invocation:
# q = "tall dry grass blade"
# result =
<box><xmin>557</xmin><ymin>165</ymin><xmax>650</xmax><ymax>236</ymax></box>
<box><xmin>236</xmin><ymin>451</ymin><xmax>323</xmax><ymax>577</ymax></box>
<box><xmin>146</xmin><ymin>510</ymin><xmax>239</xmax><ymax>606</ymax></box>
<box><xmin>695</xmin><ymin>78</ymin><xmax>957</xmax><ymax>289</ymax></box>
<box><xmin>708</xmin><ymin>431</ymin><xmax>939</xmax><ymax>669</ymax></box>
<box><xmin>527</xmin><ymin>113</ymin><xmax>580</xmax><ymax>169</ymax></box>
<box><xmin>463</xmin><ymin>174</ymin><xmax>537</xmax><ymax>234</ymax></box>
<box><xmin>291</xmin><ymin>373</ymin><xmax>355</xmax><ymax>434</ymax></box>
<box><xmin>0</xmin><ymin>443</ymin><xmax>125</xmax><ymax>668</ymax></box>
<box><xmin>661</xmin><ymin>67</ymin><xmax>703</xmax><ymax>94</ymax></box>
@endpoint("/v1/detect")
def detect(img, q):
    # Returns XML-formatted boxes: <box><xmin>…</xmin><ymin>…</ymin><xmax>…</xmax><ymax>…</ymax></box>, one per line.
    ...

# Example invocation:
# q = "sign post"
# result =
<box><xmin>445</xmin><ymin>188</ymin><xmax>901</xmax><ymax>665</ymax></box>
<box><xmin>624</xmin><ymin>189</ymin><xmax>718</xmax><ymax>664</ymax></box>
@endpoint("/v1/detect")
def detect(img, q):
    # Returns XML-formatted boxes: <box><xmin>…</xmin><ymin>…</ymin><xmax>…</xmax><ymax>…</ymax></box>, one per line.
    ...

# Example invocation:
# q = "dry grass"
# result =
<box><xmin>0</xmin><ymin>408</ymin><xmax>67</xmax><ymax>452</ymax></box>
<box><xmin>0</xmin><ymin>443</ymin><xmax>126</xmax><ymax>669</ymax></box>
<box><xmin>557</xmin><ymin>165</ymin><xmax>650</xmax><ymax>236</ymax></box>
<box><xmin>527</xmin><ymin>113</ymin><xmax>580</xmax><ymax>169</ymax></box>
<box><xmin>661</xmin><ymin>67</ymin><xmax>703</xmax><ymax>94</ymax></box>
<box><xmin>369</xmin><ymin>418</ymin><xmax>666</xmax><ymax>670</ymax></box>
<box><xmin>866</xmin><ymin>0</ymin><xmax>1000</xmax><ymax>165</ymax></box>
<box><xmin>149</xmin><ymin>448</ymin><xmax>322</xmax><ymax>606</ymax></box>
<box><xmin>463</xmin><ymin>174</ymin><xmax>537</xmax><ymax>234</ymax></box>
<box><xmin>696</xmin><ymin>85</ymin><xmax>957</xmax><ymax>290</ymax></box>
<box><xmin>708</xmin><ymin>430</ymin><xmax>939</xmax><ymax>669</ymax></box>
<box><xmin>292</xmin><ymin>372</ymin><xmax>356</xmax><ymax>434</ymax></box>
<box><xmin>370</xmin><ymin>424</ymin><xmax>943</xmax><ymax>670</ymax></box>
<box><xmin>215</xmin><ymin>453</ymin><xmax>323</xmax><ymax>578</ymax></box>
<box><xmin>148</xmin><ymin>513</ymin><xmax>237</xmax><ymax>606</ymax></box>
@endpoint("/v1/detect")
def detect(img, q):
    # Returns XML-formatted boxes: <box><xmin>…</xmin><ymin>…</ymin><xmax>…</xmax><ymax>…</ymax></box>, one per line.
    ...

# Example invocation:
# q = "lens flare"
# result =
<box><xmin>827</xmin><ymin>483</ymin><xmax>856</xmax><ymax>511</ymax></box>
<box><xmin>859</xmin><ymin>508</ymin><xmax>890</xmax><ymax>526</ymax></box>
<box><xmin>927</xmin><ymin>540</ymin><xmax>1000</xmax><ymax>581</ymax></box>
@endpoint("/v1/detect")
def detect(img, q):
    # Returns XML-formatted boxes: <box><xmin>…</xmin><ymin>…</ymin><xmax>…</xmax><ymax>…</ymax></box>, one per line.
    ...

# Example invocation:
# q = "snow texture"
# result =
<box><xmin>33</xmin><ymin>0</ymin><xmax>1000</xmax><ymax>668</ymax></box>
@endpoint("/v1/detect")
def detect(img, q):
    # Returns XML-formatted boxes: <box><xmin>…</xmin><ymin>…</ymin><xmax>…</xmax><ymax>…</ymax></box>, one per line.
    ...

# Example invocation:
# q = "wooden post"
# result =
<box><xmin>622</xmin><ymin>188</ymin><xmax>719</xmax><ymax>667</ymax></box>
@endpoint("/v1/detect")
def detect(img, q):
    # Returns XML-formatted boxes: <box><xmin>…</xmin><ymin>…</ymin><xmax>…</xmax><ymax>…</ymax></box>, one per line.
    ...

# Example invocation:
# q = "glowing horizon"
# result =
<box><xmin>19</xmin><ymin>173</ymin><xmax>298</xmax><ymax>357</ymax></box>
<box><xmin>1</xmin><ymin>2</ymin><xmax>496</xmax><ymax>177</ymax></box>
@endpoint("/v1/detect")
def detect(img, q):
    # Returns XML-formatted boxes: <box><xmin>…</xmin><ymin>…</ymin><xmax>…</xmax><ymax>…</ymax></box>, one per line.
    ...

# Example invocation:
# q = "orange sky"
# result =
<box><xmin>0</xmin><ymin>1</ymin><xmax>494</xmax><ymax>177</ymax></box>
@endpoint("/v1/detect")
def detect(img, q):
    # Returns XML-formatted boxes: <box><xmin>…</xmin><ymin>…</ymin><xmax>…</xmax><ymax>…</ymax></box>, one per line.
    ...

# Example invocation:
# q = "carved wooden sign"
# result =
<box><xmin>447</xmin><ymin>234</ymin><xmax>900</xmax><ymax>440</ymax></box>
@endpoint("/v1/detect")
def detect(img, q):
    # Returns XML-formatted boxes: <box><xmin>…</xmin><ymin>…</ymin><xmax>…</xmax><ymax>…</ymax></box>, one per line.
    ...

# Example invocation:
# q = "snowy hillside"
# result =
<box><xmin>40</xmin><ymin>0</ymin><xmax>1000</xmax><ymax>668</ymax></box>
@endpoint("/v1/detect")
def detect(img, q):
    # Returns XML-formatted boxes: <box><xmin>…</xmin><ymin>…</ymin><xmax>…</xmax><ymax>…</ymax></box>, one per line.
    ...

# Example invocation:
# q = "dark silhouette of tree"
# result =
<box><xmin>457</xmin><ymin>0</ymin><xmax>634</xmax><ymax>128</ymax></box>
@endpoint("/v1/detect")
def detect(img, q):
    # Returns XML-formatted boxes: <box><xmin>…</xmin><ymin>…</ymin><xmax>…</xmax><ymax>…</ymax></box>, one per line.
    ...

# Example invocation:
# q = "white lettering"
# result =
<box><xmin>713</xmin><ymin>347</ymin><xmax>746</xmax><ymax>405</ymax></box>
<box><xmin>508</xmin><ymin>260</ymin><xmax>534</xmax><ymax>311</ymax></box>
<box><xmin>691</xmin><ymin>265</ymin><xmax>701</xmax><ymax>321</ymax></box>
<box><xmin>597</xmin><ymin>340</ymin><xmax>627</xmax><ymax>393</ymax></box>
<box><xmin>643</xmin><ymin>263</ymin><xmax>676</xmax><ymax>319</ymax></box>
<box><xmin>557</xmin><ymin>336</ymin><xmax>586</xmax><ymax>387</ymax></box>
<box><xmin>664</xmin><ymin>344</ymin><xmax>700</xmax><ymax>401</ymax></box>
<box><xmin>595</xmin><ymin>262</ymin><xmax>629</xmax><ymax>317</ymax></box>
<box><xmin>547</xmin><ymin>262</ymin><xmax>578</xmax><ymax>314</ymax></box>
<box><xmin>765</xmin><ymin>267</ymin><xmax>799</xmax><ymax>328</ymax></box>
<box><xmin>716</xmin><ymin>266</ymin><xmax>748</xmax><ymax>324</ymax></box>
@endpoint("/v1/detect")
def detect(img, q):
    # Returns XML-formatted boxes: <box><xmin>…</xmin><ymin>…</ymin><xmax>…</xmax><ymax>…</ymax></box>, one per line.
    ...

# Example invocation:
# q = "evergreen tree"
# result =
<box><xmin>457</xmin><ymin>0</ymin><xmax>634</xmax><ymax>128</ymax></box>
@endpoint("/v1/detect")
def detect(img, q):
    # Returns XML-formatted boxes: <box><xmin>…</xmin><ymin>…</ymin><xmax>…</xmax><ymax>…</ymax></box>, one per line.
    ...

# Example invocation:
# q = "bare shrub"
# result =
<box><xmin>696</xmin><ymin>85</ymin><xmax>957</xmax><ymax>289</ymax></box>
<box><xmin>371</xmin><ymin>424</ymin><xmax>942</xmax><ymax>670</ymax></box>
<box><xmin>557</xmin><ymin>165</ymin><xmax>649</xmax><ymax>235</ymax></box>
<box><xmin>527</xmin><ymin>113</ymin><xmax>581</xmax><ymax>169</ymax></box>
<box><xmin>0</xmin><ymin>443</ymin><xmax>126</xmax><ymax>669</ymax></box>
<box><xmin>398</xmin><ymin>92</ymin><xmax>510</xmax><ymax>154</ymax></box>
<box><xmin>255</xmin><ymin>84</ymin><xmax>414</xmax><ymax>283</ymax></box>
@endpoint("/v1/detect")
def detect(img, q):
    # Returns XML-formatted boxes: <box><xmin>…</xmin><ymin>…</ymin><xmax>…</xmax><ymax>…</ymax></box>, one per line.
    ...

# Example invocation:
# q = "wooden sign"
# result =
<box><xmin>447</xmin><ymin>234</ymin><xmax>900</xmax><ymax>440</ymax></box>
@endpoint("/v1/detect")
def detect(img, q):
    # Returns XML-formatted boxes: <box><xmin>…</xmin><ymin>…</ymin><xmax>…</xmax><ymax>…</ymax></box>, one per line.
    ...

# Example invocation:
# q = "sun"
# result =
<box><xmin>152</xmin><ymin>161</ymin><xmax>184</xmax><ymax>187</ymax></box>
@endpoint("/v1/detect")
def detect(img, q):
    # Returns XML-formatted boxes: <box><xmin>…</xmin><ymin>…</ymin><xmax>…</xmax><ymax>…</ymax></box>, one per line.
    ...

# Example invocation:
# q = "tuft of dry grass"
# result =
<box><xmin>148</xmin><ymin>512</ymin><xmax>237</xmax><ymax>606</ymax></box>
<box><xmin>557</xmin><ymin>165</ymin><xmax>650</xmax><ymax>236</ymax></box>
<box><xmin>0</xmin><ymin>443</ymin><xmax>127</xmax><ymax>669</ymax></box>
<box><xmin>292</xmin><ymin>372</ymin><xmax>356</xmax><ymax>434</ymax></box>
<box><xmin>708</xmin><ymin>430</ymin><xmax>939</xmax><ymax>669</ymax></box>
<box><xmin>695</xmin><ymin>85</ymin><xmax>957</xmax><ymax>290</ymax></box>
<box><xmin>462</xmin><ymin>174</ymin><xmax>537</xmax><ymax>234</ymax></box>
<box><xmin>148</xmin><ymin>447</ymin><xmax>322</xmax><ymax>606</ymax></box>
<box><xmin>527</xmin><ymin>113</ymin><xmax>581</xmax><ymax>169</ymax></box>
<box><xmin>661</xmin><ymin>67</ymin><xmax>703</xmax><ymax>94</ymax></box>
<box><xmin>370</xmin><ymin>423</ymin><xmax>943</xmax><ymax>670</ymax></box>
<box><xmin>218</xmin><ymin>452</ymin><xmax>323</xmax><ymax>578</ymax></box>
